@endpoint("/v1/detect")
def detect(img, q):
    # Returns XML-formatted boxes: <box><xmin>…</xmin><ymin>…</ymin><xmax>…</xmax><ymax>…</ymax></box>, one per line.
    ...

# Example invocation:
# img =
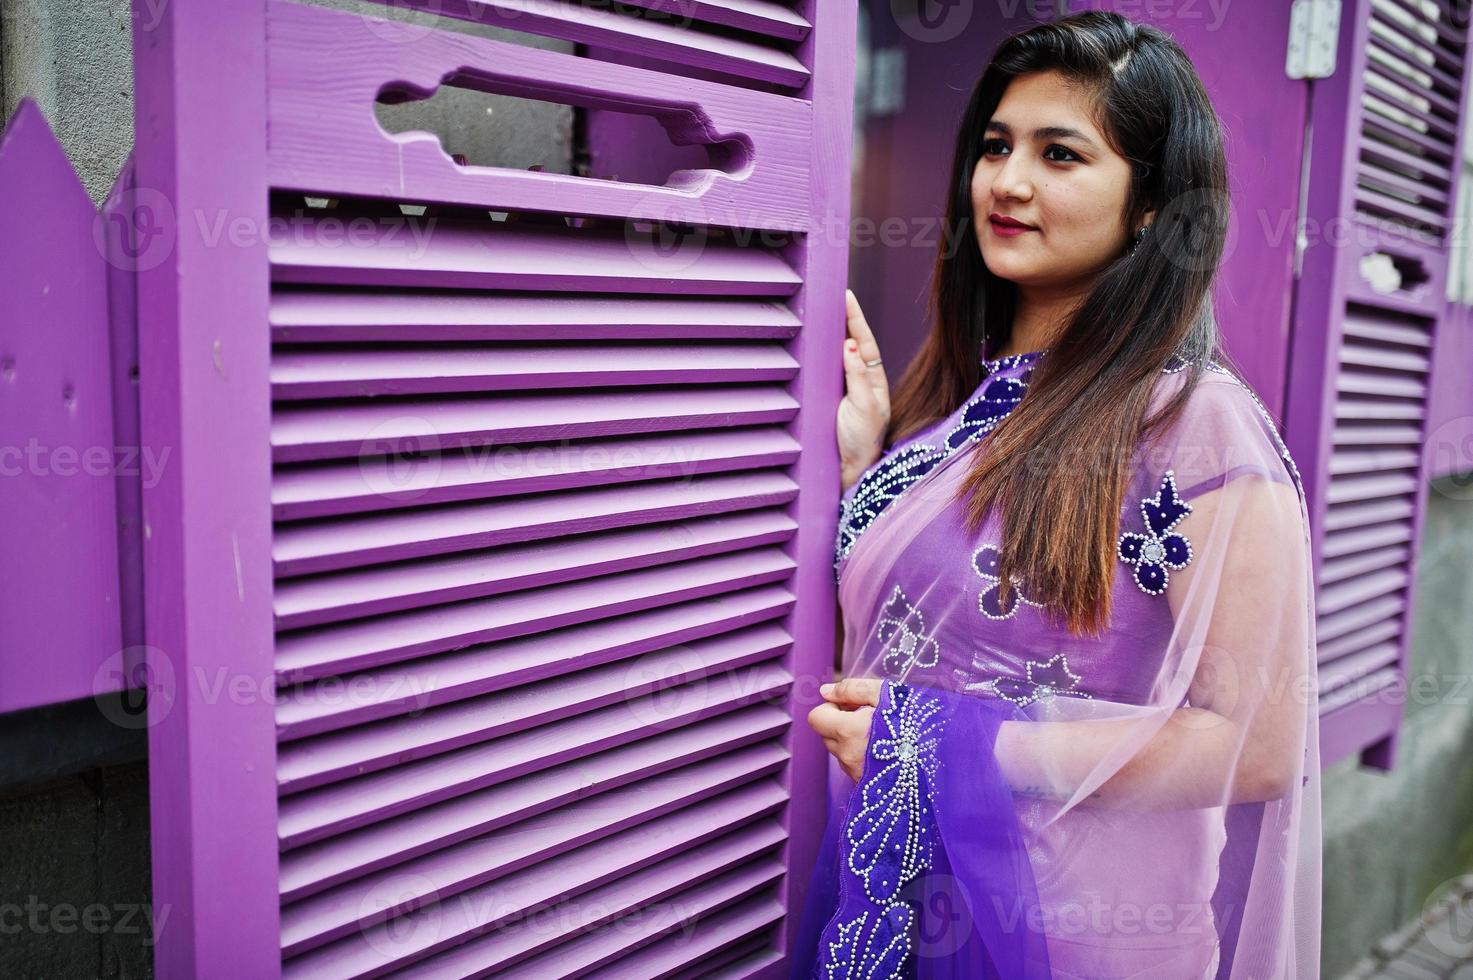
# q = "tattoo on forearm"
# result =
<box><xmin>1011</xmin><ymin>783</ymin><xmax>1104</xmax><ymax>801</ymax></box>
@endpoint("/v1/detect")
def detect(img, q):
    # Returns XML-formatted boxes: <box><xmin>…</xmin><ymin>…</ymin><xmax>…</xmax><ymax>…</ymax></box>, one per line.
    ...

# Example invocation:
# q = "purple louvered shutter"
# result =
<box><xmin>134</xmin><ymin>0</ymin><xmax>853</xmax><ymax>975</ymax></box>
<box><xmin>1285</xmin><ymin>0</ymin><xmax>1472</xmax><ymax>770</ymax></box>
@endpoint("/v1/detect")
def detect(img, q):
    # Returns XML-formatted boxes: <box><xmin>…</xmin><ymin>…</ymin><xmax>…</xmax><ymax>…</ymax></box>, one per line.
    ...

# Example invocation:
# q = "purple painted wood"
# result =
<box><xmin>271</xmin><ymin>428</ymin><xmax>802</xmax><ymax>521</ymax></box>
<box><xmin>119</xmin><ymin>0</ymin><xmax>852</xmax><ymax>969</ymax></box>
<box><xmin>1283</xmin><ymin>0</ymin><xmax>1472</xmax><ymax>771</ymax></box>
<box><xmin>272</xmin><ymin>470</ymin><xmax>799</xmax><ymax>575</ymax></box>
<box><xmin>1426</xmin><ymin>297</ymin><xmax>1473</xmax><ymax>481</ymax></box>
<box><xmin>271</xmin><ymin>385</ymin><xmax>800</xmax><ymax>462</ymax></box>
<box><xmin>102</xmin><ymin>157</ymin><xmax>147</xmax><ymax>675</ymax></box>
<box><xmin>270</xmin><ymin>343</ymin><xmax>799</xmax><ymax>400</ymax></box>
<box><xmin>0</xmin><ymin>100</ymin><xmax>125</xmax><ymax>713</ymax></box>
<box><xmin>268</xmin><ymin>211</ymin><xmax>806</xmax><ymax>290</ymax></box>
<box><xmin>130</xmin><ymin>0</ymin><xmax>281</xmax><ymax>974</ymax></box>
<box><xmin>274</xmin><ymin>549</ymin><xmax>796</xmax><ymax>682</ymax></box>
<box><xmin>614</xmin><ymin>0</ymin><xmax>812</xmax><ymax>43</ymax></box>
<box><xmin>269</xmin><ymin>291</ymin><xmax>804</xmax><ymax>344</ymax></box>
<box><xmin>351</xmin><ymin>0</ymin><xmax>811</xmax><ymax>89</ymax></box>
<box><xmin>268</xmin><ymin>1</ymin><xmax>811</xmax><ymax>230</ymax></box>
<box><xmin>273</xmin><ymin>591</ymin><xmax>795</xmax><ymax>782</ymax></box>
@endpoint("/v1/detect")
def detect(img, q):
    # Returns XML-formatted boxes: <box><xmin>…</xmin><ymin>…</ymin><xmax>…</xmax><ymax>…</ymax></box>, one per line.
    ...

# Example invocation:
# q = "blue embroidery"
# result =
<box><xmin>822</xmin><ymin>905</ymin><xmax>914</xmax><ymax>979</ymax></box>
<box><xmin>967</xmin><ymin>653</ymin><xmax>1092</xmax><ymax>708</ymax></box>
<box><xmin>874</xmin><ymin>585</ymin><xmax>940</xmax><ymax>676</ymax></box>
<box><xmin>818</xmin><ymin>682</ymin><xmax>945</xmax><ymax>979</ymax></box>
<box><xmin>971</xmin><ymin>543</ymin><xmax>1044</xmax><ymax>620</ymax></box>
<box><xmin>1117</xmin><ymin>469</ymin><xmax>1194</xmax><ymax>595</ymax></box>
<box><xmin>835</xmin><ymin>368</ymin><xmax>1034</xmax><ymax>575</ymax></box>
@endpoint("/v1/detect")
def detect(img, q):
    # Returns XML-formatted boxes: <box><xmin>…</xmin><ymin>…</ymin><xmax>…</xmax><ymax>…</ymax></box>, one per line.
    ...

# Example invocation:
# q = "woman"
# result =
<box><xmin>797</xmin><ymin>11</ymin><xmax>1320</xmax><ymax>980</ymax></box>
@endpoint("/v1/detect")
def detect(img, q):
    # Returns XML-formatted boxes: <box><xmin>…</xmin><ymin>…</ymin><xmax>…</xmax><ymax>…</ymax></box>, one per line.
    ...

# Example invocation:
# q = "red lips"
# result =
<box><xmin>989</xmin><ymin>212</ymin><xmax>1035</xmax><ymax>228</ymax></box>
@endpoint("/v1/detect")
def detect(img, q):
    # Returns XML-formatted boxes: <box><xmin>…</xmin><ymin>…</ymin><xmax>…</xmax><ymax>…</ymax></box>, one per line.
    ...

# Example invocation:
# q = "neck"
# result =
<box><xmin>1000</xmin><ymin>282</ymin><xmax>1090</xmax><ymax>357</ymax></box>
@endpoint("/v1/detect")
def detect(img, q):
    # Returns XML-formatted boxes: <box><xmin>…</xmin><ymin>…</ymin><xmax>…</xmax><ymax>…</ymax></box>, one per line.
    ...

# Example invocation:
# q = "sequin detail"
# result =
<box><xmin>1118</xmin><ymin>469</ymin><xmax>1194</xmax><ymax>595</ymax></box>
<box><xmin>818</xmin><ymin>682</ymin><xmax>946</xmax><ymax>979</ymax></box>
<box><xmin>968</xmin><ymin>653</ymin><xmax>1092</xmax><ymax>707</ymax></box>
<box><xmin>972</xmin><ymin>543</ymin><xmax>1045</xmax><ymax>620</ymax></box>
<box><xmin>834</xmin><ymin>368</ymin><xmax>1034</xmax><ymax>575</ymax></box>
<box><xmin>874</xmin><ymin>585</ymin><xmax>941</xmax><ymax>676</ymax></box>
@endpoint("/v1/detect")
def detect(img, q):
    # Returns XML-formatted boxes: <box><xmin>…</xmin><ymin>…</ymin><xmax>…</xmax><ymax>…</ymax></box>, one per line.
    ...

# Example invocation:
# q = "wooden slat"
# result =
<box><xmin>275</xmin><ymin>589</ymin><xmax>793</xmax><ymax>786</ymax></box>
<box><xmin>274</xmin><ymin>470</ymin><xmax>799</xmax><ymax>576</ymax></box>
<box><xmin>1316</xmin><ymin>617</ymin><xmax>1402</xmax><ymax>663</ymax></box>
<box><xmin>1319</xmin><ymin>544</ymin><xmax>1410</xmax><ymax>585</ymax></box>
<box><xmin>278</xmin><ymin>749</ymin><xmax>788</xmax><ymax>955</ymax></box>
<box><xmin>466</xmin><ymin>883</ymin><xmax>784</xmax><ymax>979</ymax></box>
<box><xmin>274</xmin><ymin>549</ymin><xmax>793</xmax><ymax>682</ymax></box>
<box><xmin>284</xmin><ymin>803</ymin><xmax>787</xmax><ymax>977</ymax></box>
<box><xmin>272</xmin><ymin>428</ymin><xmax>801</xmax><ymax>521</ymax></box>
<box><xmin>273</xmin><ymin>509</ymin><xmax>797</xmax><ymax>629</ymax></box>
<box><xmin>349</xmin><ymin>0</ymin><xmax>811</xmax><ymax>86</ymax></box>
<box><xmin>271</xmin><ymin>342</ymin><xmax>798</xmax><ymax>399</ymax></box>
<box><xmin>278</xmin><ymin>679</ymin><xmax>790</xmax><ymax>848</ymax></box>
<box><xmin>612</xmin><ymin>0</ymin><xmax>811</xmax><ymax>43</ymax></box>
<box><xmin>270</xmin><ymin>214</ymin><xmax>804</xmax><ymax>295</ymax></box>
<box><xmin>270</xmin><ymin>291</ymin><xmax>802</xmax><ymax>344</ymax></box>
<box><xmin>1322</xmin><ymin>519</ymin><xmax>1412</xmax><ymax>558</ymax></box>
<box><xmin>278</xmin><ymin>708</ymin><xmax>790</xmax><ymax>903</ymax></box>
<box><xmin>270</xmin><ymin>385</ymin><xmax>799</xmax><ymax>463</ymax></box>
<box><xmin>1317</xmin><ymin>567</ymin><xmax>1409</xmax><ymax>616</ymax></box>
<box><xmin>1316</xmin><ymin>594</ymin><xmax>1404</xmax><ymax>645</ymax></box>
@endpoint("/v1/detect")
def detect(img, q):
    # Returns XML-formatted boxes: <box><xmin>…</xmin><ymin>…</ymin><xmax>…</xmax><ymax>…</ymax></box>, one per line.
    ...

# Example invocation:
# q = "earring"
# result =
<box><xmin>1129</xmin><ymin>224</ymin><xmax>1150</xmax><ymax>253</ymax></box>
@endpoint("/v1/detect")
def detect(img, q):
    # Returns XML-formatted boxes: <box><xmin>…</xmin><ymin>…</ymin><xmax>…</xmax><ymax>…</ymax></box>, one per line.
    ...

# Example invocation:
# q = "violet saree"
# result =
<box><xmin>794</xmin><ymin>345</ymin><xmax>1322</xmax><ymax>979</ymax></box>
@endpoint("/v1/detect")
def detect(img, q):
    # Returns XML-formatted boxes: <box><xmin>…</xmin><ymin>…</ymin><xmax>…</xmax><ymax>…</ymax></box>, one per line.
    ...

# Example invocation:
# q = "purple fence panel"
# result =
<box><xmin>1284</xmin><ymin>0</ymin><xmax>1472</xmax><ymax>770</ymax></box>
<box><xmin>0</xmin><ymin>100</ymin><xmax>127</xmax><ymax>714</ymax></box>
<box><xmin>101</xmin><ymin>157</ymin><xmax>148</xmax><ymax>665</ymax></box>
<box><xmin>133</xmin><ymin>0</ymin><xmax>854</xmax><ymax>974</ymax></box>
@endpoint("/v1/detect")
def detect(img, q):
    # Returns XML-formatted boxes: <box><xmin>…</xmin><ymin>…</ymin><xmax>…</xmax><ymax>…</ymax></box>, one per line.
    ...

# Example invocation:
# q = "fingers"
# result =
<box><xmin>820</xmin><ymin>677</ymin><xmax>884</xmax><ymax>707</ymax></box>
<box><xmin>842</xmin><ymin>338</ymin><xmax>883</xmax><ymax>415</ymax></box>
<box><xmin>808</xmin><ymin>700</ymin><xmax>875</xmax><ymax>738</ymax></box>
<box><xmin>845</xmin><ymin>289</ymin><xmax>889</xmax><ymax>385</ymax></box>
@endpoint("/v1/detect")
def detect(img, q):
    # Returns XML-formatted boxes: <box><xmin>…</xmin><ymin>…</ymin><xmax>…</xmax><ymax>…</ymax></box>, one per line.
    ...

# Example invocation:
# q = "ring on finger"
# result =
<box><xmin>864</xmin><ymin>357</ymin><xmax>883</xmax><ymax>368</ymax></box>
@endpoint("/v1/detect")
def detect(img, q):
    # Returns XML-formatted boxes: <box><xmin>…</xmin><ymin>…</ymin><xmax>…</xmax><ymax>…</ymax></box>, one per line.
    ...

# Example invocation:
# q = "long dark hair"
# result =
<box><xmin>885</xmin><ymin>11</ymin><xmax>1234</xmax><ymax>636</ymax></box>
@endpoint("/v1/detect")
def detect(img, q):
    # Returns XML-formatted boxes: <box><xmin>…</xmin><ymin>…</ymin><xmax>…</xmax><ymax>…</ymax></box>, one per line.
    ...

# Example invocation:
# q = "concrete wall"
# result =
<box><xmin>1321</xmin><ymin>475</ymin><xmax>1473</xmax><ymax>979</ymax></box>
<box><xmin>0</xmin><ymin>763</ymin><xmax>152</xmax><ymax>979</ymax></box>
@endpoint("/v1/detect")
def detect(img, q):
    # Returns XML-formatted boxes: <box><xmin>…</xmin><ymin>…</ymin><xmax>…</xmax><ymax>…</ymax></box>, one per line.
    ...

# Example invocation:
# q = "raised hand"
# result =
<box><xmin>838</xmin><ymin>289</ymin><xmax>891</xmax><ymax>491</ymax></box>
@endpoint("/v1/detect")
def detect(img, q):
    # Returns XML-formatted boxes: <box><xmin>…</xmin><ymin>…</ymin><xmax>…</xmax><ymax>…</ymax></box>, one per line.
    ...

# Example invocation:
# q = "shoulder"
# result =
<box><xmin>1146</xmin><ymin>360</ymin><xmax>1305</xmax><ymax>501</ymax></box>
<box><xmin>1151</xmin><ymin>360</ymin><xmax>1277</xmax><ymax>435</ymax></box>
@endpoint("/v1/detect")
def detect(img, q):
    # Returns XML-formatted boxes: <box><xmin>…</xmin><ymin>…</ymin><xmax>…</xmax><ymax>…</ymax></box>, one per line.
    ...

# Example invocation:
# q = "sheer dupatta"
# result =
<box><xmin>795</xmin><ymin>360</ymin><xmax>1322</xmax><ymax>979</ymax></box>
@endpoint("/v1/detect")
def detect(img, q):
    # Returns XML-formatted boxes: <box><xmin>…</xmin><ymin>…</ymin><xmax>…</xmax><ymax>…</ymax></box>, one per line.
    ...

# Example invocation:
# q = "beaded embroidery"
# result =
<box><xmin>834</xmin><ymin>362</ymin><xmax>1036</xmax><ymax>575</ymax></box>
<box><xmin>874</xmin><ymin>585</ymin><xmax>941</xmax><ymax>676</ymax></box>
<box><xmin>1117</xmin><ymin>469</ymin><xmax>1194</xmax><ymax>595</ymax></box>
<box><xmin>971</xmin><ymin>543</ymin><xmax>1045</xmax><ymax>620</ymax></box>
<box><xmin>818</xmin><ymin>682</ymin><xmax>946</xmax><ymax>979</ymax></box>
<box><xmin>821</xmin><ymin>905</ymin><xmax>914</xmax><ymax>979</ymax></box>
<box><xmin>967</xmin><ymin>653</ymin><xmax>1092</xmax><ymax>708</ymax></box>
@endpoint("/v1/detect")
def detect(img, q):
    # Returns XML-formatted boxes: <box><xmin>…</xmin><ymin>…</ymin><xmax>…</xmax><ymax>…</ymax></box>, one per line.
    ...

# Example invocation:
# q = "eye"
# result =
<box><xmin>1044</xmin><ymin>144</ymin><xmax>1081</xmax><ymax>163</ymax></box>
<box><xmin>982</xmin><ymin>137</ymin><xmax>1009</xmax><ymax>156</ymax></box>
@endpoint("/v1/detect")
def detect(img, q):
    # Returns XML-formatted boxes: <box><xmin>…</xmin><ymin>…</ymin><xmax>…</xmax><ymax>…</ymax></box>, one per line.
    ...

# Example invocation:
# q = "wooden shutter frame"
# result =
<box><xmin>133</xmin><ymin>0</ymin><xmax>854</xmax><ymax>974</ymax></box>
<box><xmin>1285</xmin><ymin>0</ymin><xmax>1473</xmax><ymax>771</ymax></box>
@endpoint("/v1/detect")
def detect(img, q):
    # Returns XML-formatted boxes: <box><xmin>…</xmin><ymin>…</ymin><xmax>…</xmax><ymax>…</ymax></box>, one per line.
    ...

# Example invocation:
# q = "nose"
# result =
<box><xmin>990</xmin><ymin>151</ymin><xmax>1034</xmax><ymax>203</ymax></box>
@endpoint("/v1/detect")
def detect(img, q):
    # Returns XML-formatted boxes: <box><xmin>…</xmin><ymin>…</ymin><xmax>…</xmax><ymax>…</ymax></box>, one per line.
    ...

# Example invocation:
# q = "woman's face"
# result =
<box><xmin>972</xmin><ymin>70</ymin><xmax>1142</xmax><ymax>290</ymax></box>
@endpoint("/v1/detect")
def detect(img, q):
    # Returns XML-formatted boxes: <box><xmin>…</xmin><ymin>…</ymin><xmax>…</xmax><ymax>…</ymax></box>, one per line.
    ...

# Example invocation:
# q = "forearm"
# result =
<box><xmin>993</xmin><ymin>708</ymin><xmax>1274</xmax><ymax>811</ymax></box>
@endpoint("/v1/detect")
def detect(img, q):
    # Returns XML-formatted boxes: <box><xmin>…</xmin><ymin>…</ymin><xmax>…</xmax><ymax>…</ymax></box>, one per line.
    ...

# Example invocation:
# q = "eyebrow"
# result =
<box><xmin>985</xmin><ymin>119</ymin><xmax>1099</xmax><ymax>151</ymax></box>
